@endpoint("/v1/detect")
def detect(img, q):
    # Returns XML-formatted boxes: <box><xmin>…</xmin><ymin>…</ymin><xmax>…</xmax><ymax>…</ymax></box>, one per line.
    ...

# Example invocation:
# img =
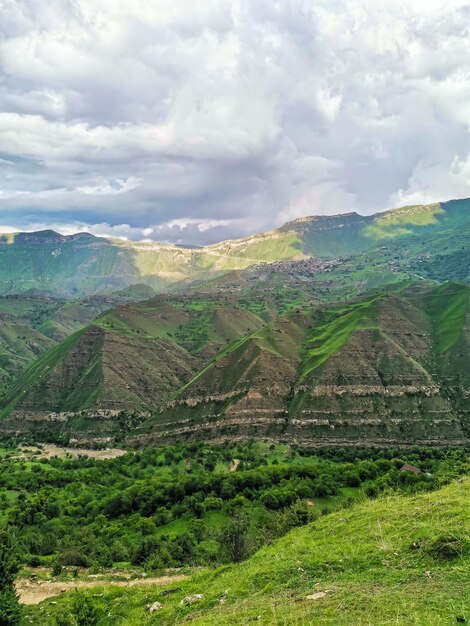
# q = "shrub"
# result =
<box><xmin>56</xmin><ymin>590</ymin><xmax>99</xmax><ymax>626</ymax></box>
<box><xmin>345</xmin><ymin>473</ymin><xmax>361</xmax><ymax>487</ymax></box>
<box><xmin>0</xmin><ymin>587</ymin><xmax>21</xmax><ymax>626</ymax></box>
<box><xmin>60</xmin><ymin>550</ymin><xmax>90</xmax><ymax>568</ymax></box>
<box><xmin>219</xmin><ymin>514</ymin><xmax>251</xmax><ymax>563</ymax></box>
<box><xmin>204</xmin><ymin>496</ymin><xmax>223</xmax><ymax>511</ymax></box>
<box><xmin>51</xmin><ymin>558</ymin><xmax>63</xmax><ymax>576</ymax></box>
<box><xmin>0</xmin><ymin>530</ymin><xmax>21</xmax><ymax>625</ymax></box>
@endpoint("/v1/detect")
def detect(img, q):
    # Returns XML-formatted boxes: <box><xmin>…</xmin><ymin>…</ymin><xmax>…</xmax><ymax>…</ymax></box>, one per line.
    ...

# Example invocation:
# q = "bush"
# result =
<box><xmin>60</xmin><ymin>550</ymin><xmax>90</xmax><ymax>568</ymax></box>
<box><xmin>56</xmin><ymin>590</ymin><xmax>100</xmax><ymax>626</ymax></box>
<box><xmin>0</xmin><ymin>530</ymin><xmax>21</xmax><ymax>625</ymax></box>
<box><xmin>51</xmin><ymin>558</ymin><xmax>63</xmax><ymax>576</ymax></box>
<box><xmin>219</xmin><ymin>514</ymin><xmax>251</xmax><ymax>563</ymax></box>
<box><xmin>27</xmin><ymin>555</ymin><xmax>42</xmax><ymax>567</ymax></box>
<box><xmin>345</xmin><ymin>473</ymin><xmax>361</xmax><ymax>487</ymax></box>
<box><xmin>204</xmin><ymin>496</ymin><xmax>223</xmax><ymax>511</ymax></box>
<box><xmin>145</xmin><ymin>546</ymin><xmax>173</xmax><ymax>573</ymax></box>
<box><xmin>0</xmin><ymin>587</ymin><xmax>21</xmax><ymax>626</ymax></box>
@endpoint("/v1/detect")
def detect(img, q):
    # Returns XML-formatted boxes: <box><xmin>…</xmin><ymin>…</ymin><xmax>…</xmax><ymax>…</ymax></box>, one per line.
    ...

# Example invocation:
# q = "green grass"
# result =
<box><xmin>299</xmin><ymin>294</ymin><xmax>382</xmax><ymax>381</ymax></box>
<box><xmin>25</xmin><ymin>477</ymin><xmax>470</xmax><ymax>625</ymax></box>
<box><xmin>365</xmin><ymin>203</ymin><xmax>445</xmax><ymax>240</ymax></box>
<box><xmin>426</xmin><ymin>282</ymin><xmax>470</xmax><ymax>353</ymax></box>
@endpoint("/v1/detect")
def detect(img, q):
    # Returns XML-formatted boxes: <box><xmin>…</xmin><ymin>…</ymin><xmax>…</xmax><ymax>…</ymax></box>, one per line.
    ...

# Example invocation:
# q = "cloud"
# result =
<box><xmin>0</xmin><ymin>0</ymin><xmax>469</xmax><ymax>243</ymax></box>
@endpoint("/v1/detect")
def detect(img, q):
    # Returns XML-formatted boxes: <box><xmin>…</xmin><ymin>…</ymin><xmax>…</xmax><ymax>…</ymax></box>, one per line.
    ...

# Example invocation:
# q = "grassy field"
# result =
<box><xmin>22</xmin><ymin>475</ymin><xmax>470</xmax><ymax>625</ymax></box>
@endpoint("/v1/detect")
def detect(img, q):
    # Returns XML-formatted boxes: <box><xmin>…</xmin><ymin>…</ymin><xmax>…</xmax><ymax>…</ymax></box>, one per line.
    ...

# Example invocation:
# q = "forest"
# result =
<box><xmin>1</xmin><ymin>442</ymin><xmax>468</xmax><ymax>574</ymax></box>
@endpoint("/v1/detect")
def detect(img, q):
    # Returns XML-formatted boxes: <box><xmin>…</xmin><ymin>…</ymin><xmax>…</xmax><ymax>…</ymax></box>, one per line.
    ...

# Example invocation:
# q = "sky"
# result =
<box><xmin>0</xmin><ymin>0</ymin><xmax>469</xmax><ymax>245</ymax></box>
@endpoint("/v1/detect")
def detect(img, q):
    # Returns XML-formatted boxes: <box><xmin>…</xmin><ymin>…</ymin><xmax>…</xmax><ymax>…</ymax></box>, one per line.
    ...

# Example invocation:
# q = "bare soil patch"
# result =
<box><xmin>229</xmin><ymin>458</ymin><xmax>241</xmax><ymax>472</ymax></box>
<box><xmin>17</xmin><ymin>444</ymin><xmax>127</xmax><ymax>460</ymax></box>
<box><xmin>17</xmin><ymin>574</ymin><xmax>187</xmax><ymax>605</ymax></box>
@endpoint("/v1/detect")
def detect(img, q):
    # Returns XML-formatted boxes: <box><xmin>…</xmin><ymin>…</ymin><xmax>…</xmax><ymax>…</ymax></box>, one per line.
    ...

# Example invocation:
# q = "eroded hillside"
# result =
<box><xmin>2</xmin><ymin>282</ymin><xmax>468</xmax><ymax>448</ymax></box>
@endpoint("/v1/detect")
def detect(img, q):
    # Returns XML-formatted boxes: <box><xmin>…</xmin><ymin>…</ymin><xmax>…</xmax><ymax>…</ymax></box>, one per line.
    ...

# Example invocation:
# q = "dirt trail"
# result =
<box><xmin>17</xmin><ymin>574</ymin><xmax>187</xmax><ymax>605</ymax></box>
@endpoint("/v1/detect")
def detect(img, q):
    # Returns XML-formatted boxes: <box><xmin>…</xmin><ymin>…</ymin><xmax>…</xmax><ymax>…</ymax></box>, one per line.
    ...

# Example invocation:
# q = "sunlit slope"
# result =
<box><xmin>1</xmin><ymin>198</ymin><xmax>468</xmax><ymax>297</ymax></box>
<box><xmin>31</xmin><ymin>477</ymin><xmax>470</xmax><ymax>625</ymax></box>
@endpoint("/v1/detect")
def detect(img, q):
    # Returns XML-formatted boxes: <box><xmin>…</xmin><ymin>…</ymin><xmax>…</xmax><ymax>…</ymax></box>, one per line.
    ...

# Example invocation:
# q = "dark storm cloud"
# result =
<box><xmin>0</xmin><ymin>0</ymin><xmax>469</xmax><ymax>243</ymax></box>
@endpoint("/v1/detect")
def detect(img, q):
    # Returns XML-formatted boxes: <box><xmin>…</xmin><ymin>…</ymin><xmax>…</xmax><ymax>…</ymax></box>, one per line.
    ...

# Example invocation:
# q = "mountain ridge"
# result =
<box><xmin>2</xmin><ymin>196</ymin><xmax>464</xmax><ymax>247</ymax></box>
<box><xmin>0</xmin><ymin>197</ymin><xmax>468</xmax><ymax>297</ymax></box>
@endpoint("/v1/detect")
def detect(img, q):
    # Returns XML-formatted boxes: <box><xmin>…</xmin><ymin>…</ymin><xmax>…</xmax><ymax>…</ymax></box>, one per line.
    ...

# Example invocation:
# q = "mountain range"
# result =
<box><xmin>1</xmin><ymin>198</ymin><xmax>468</xmax><ymax>297</ymax></box>
<box><xmin>0</xmin><ymin>198</ymin><xmax>469</xmax><ymax>447</ymax></box>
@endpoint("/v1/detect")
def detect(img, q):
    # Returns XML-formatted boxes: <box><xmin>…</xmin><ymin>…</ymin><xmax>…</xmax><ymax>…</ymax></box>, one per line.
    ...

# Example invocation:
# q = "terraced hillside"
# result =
<box><xmin>0</xmin><ymin>294</ymin><xmax>272</xmax><ymax>441</ymax></box>
<box><xmin>2</xmin><ymin>281</ymin><xmax>468</xmax><ymax>447</ymax></box>
<box><xmin>0</xmin><ymin>198</ymin><xmax>469</xmax><ymax>297</ymax></box>
<box><xmin>135</xmin><ymin>282</ymin><xmax>470</xmax><ymax>447</ymax></box>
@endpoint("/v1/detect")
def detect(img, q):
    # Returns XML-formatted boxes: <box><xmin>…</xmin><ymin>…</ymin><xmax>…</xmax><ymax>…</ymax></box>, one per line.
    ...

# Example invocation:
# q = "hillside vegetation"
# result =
<box><xmin>22</xmin><ymin>472</ymin><xmax>470</xmax><ymax>625</ymax></box>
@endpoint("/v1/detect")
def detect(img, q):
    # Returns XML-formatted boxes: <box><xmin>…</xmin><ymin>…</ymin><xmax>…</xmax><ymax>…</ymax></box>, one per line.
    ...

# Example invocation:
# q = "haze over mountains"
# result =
<box><xmin>0</xmin><ymin>198</ymin><xmax>469</xmax><ymax>448</ymax></box>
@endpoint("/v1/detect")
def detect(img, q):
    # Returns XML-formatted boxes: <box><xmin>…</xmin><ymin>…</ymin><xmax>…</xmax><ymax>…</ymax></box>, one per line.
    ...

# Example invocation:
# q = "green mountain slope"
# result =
<box><xmin>30</xmin><ymin>477</ymin><xmax>470</xmax><ymax>625</ymax></box>
<box><xmin>0</xmin><ymin>198</ymin><xmax>469</xmax><ymax>297</ymax></box>
<box><xmin>0</xmin><ymin>294</ymin><xmax>270</xmax><ymax>441</ymax></box>
<box><xmin>136</xmin><ymin>282</ymin><xmax>470</xmax><ymax>447</ymax></box>
<box><xmin>2</xmin><ymin>281</ymin><xmax>468</xmax><ymax>447</ymax></box>
<box><xmin>0</xmin><ymin>286</ymin><xmax>157</xmax><ymax>396</ymax></box>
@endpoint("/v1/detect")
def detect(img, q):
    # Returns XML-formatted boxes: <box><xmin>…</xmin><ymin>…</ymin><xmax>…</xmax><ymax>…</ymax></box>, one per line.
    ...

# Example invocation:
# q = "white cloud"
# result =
<box><xmin>0</xmin><ymin>0</ymin><xmax>468</xmax><ymax>243</ymax></box>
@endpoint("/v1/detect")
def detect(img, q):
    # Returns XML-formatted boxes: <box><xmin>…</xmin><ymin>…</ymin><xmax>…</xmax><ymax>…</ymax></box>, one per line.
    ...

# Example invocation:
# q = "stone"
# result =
<box><xmin>160</xmin><ymin>586</ymin><xmax>181</xmax><ymax>596</ymax></box>
<box><xmin>180</xmin><ymin>594</ymin><xmax>204</xmax><ymax>606</ymax></box>
<box><xmin>306</xmin><ymin>591</ymin><xmax>330</xmax><ymax>601</ymax></box>
<box><xmin>147</xmin><ymin>601</ymin><xmax>163</xmax><ymax>613</ymax></box>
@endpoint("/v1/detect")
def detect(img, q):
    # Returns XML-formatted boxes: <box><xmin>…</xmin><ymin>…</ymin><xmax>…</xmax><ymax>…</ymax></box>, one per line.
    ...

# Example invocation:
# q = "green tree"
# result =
<box><xmin>220</xmin><ymin>514</ymin><xmax>251</xmax><ymax>563</ymax></box>
<box><xmin>0</xmin><ymin>530</ymin><xmax>21</xmax><ymax>626</ymax></box>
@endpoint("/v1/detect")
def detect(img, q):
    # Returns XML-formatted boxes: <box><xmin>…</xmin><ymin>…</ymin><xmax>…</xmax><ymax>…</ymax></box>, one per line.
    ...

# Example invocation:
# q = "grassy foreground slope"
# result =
<box><xmin>28</xmin><ymin>476</ymin><xmax>470</xmax><ymax>625</ymax></box>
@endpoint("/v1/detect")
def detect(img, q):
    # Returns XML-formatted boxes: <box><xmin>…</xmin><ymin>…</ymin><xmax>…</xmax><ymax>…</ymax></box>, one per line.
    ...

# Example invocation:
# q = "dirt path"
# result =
<box><xmin>17</xmin><ymin>574</ymin><xmax>187</xmax><ymax>605</ymax></box>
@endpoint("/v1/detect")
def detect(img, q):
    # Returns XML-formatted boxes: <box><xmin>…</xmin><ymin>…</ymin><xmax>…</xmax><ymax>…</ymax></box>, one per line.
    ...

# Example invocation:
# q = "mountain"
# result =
<box><xmin>0</xmin><ymin>198</ymin><xmax>469</xmax><ymax>297</ymax></box>
<box><xmin>0</xmin><ymin>286</ymin><xmax>156</xmax><ymax>395</ymax></box>
<box><xmin>0</xmin><ymin>292</ymin><xmax>271</xmax><ymax>441</ymax></box>
<box><xmin>1</xmin><ymin>281</ymin><xmax>468</xmax><ymax>447</ymax></box>
<box><xmin>135</xmin><ymin>281</ymin><xmax>470</xmax><ymax>447</ymax></box>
